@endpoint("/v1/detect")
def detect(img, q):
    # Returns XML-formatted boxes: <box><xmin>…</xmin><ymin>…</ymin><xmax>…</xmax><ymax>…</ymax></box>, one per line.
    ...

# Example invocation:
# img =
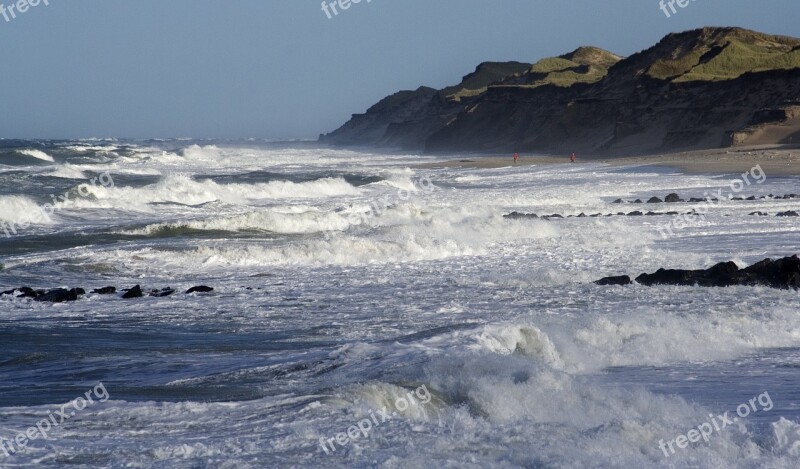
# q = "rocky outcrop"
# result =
<box><xmin>35</xmin><ymin>288</ymin><xmax>85</xmax><ymax>303</ymax></box>
<box><xmin>0</xmin><ymin>287</ymin><xmax>85</xmax><ymax>303</ymax></box>
<box><xmin>122</xmin><ymin>285</ymin><xmax>144</xmax><ymax>299</ymax></box>
<box><xmin>595</xmin><ymin>256</ymin><xmax>800</xmax><ymax>290</ymax></box>
<box><xmin>2</xmin><ymin>284</ymin><xmax>216</xmax><ymax>302</ymax></box>
<box><xmin>595</xmin><ymin>275</ymin><xmax>633</xmax><ymax>286</ymax></box>
<box><xmin>150</xmin><ymin>288</ymin><xmax>175</xmax><ymax>298</ymax></box>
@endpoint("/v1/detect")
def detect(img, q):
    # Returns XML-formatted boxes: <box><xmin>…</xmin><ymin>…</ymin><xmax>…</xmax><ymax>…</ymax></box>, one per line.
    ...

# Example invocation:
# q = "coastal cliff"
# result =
<box><xmin>321</xmin><ymin>27</ymin><xmax>800</xmax><ymax>155</ymax></box>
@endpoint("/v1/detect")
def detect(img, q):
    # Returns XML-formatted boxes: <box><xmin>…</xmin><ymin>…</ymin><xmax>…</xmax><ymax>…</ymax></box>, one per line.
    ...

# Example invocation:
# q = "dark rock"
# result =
<box><xmin>545</xmin><ymin>214</ymin><xmax>563</xmax><ymax>219</ymax></box>
<box><xmin>689</xmin><ymin>198</ymin><xmax>704</xmax><ymax>203</ymax></box>
<box><xmin>1</xmin><ymin>287</ymin><xmax>39</xmax><ymax>299</ymax></box>
<box><xmin>150</xmin><ymin>288</ymin><xmax>175</xmax><ymax>298</ymax></box>
<box><xmin>590</xmin><ymin>213</ymin><xmax>602</xmax><ymax>217</ymax></box>
<box><xmin>777</xmin><ymin>211</ymin><xmax>799</xmax><ymax>217</ymax></box>
<box><xmin>635</xmin><ymin>261</ymin><xmax>741</xmax><ymax>288</ymax></box>
<box><xmin>645</xmin><ymin>211</ymin><xmax>659</xmax><ymax>216</ymax></box>
<box><xmin>92</xmin><ymin>287</ymin><xmax>116</xmax><ymax>295</ymax></box>
<box><xmin>612</xmin><ymin>198</ymin><xmax>624</xmax><ymax>204</ymax></box>
<box><xmin>595</xmin><ymin>275</ymin><xmax>632</xmax><ymax>286</ymax></box>
<box><xmin>739</xmin><ymin>256</ymin><xmax>800</xmax><ymax>289</ymax></box>
<box><xmin>186</xmin><ymin>286</ymin><xmax>214</xmax><ymax>294</ymax></box>
<box><xmin>633</xmin><ymin>199</ymin><xmax>643</xmax><ymax>204</ymax></box>
<box><xmin>577</xmin><ymin>213</ymin><xmax>587</xmax><ymax>218</ymax></box>
<box><xmin>749</xmin><ymin>211</ymin><xmax>768</xmax><ymax>216</ymax></box>
<box><xmin>504</xmin><ymin>212</ymin><xmax>539</xmax><ymax>219</ymax></box>
<box><xmin>20</xmin><ymin>287</ymin><xmax>39</xmax><ymax>298</ymax></box>
<box><xmin>627</xmin><ymin>256</ymin><xmax>800</xmax><ymax>290</ymax></box>
<box><xmin>665</xmin><ymin>211</ymin><xmax>679</xmax><ymax>215</ymax></box>
<box><xmin>664</xmin><ymin>193</ymin><xmax>682</xmax><ymax>203</ymax></box>
<box><xmin>122</xmin><ymin>285</ymin><xmax>143</xmax><ymax>299</ymax></box>
<box><xmin>746</xmin><ymin>196</ymin><xmax>757</xmax><ymax>201</ymax></box>
<box><xmin>627</xmin><ymin>211</ymin><xmax>643</xmax><ymax>216</ymax></box>
<box><xmin>34</xmin><ymin>288</ymin><xmax>83</xmax><ymax>303</ymax></box>
<box><xmin>647</xmin><ymin>197</ymin><xmax>663</xmax><ymax>204</ymax></box>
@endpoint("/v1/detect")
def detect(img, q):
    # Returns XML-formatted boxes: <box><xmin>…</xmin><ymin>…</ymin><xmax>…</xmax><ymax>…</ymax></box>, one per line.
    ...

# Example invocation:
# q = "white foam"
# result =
<box><xmin>64</xmin><ymin>144</ymin><xmax>119</xmax><ymax>153</ymax></box>
<box><xmin>104</xmin><ymin>204</ymin><xmax>560</xmax><ymax>268</ymax></box>
<box><xmin>120</xmin><ymin>208</ymin><xmax>355</xmax><ymax>236</ymax></box>
<box><xmin>48</xmin><ymin>164</ymin><xmax>87</xmax><ymax>179</ymax></box>
<box><xmin>58</xmin><ymin>174</ymin><xmax>360</xmax><ymax>210</ymax></box>
<box><xmin>0</xmin><ymin>195</ymin><xmax>51</xmax><ymax>225</ymax></box>
<box><xmin>18</xmin><ymin>149</ymin><xmax>54</xmax><ymax>162</ymax></box>
<box><xmin>773</xmin><ymin>418</ymin><xmax>800</xmax><ymax>457</ymax></box>
<box><xmin>178</xmin><ymin>144</ymin><xmax>223</xmax><ymax>161</ymax></box>
<box><xmin>473</xmin><ymin>324</ymin><xmax>565</xmax><ymax>370</ymax></box>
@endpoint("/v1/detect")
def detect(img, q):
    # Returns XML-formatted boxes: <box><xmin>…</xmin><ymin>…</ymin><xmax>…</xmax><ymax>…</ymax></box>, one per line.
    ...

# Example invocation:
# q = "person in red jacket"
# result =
<box><xmin>513</xmin><ymin>152</ymin><xmax>519</xmax><ymax>164</ymax></box>
<box><xmin>570</xmin><ymin>153</ymin><xmax>576</xmax><ymax>163</ymax></box>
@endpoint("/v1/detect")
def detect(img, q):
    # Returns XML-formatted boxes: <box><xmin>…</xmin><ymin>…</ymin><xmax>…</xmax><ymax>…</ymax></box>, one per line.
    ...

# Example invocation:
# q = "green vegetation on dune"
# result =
<box><xmin>562</xmin><ymin>46</ymin><xmax>622</xmax><ymax>68</ymax></box>
<box><xmin>446</xmin><ymin>47</ymin><xmax>623</xmax><ymax>99</ymax></box>
<box><xmin>524</xmin><ymin>64</ymin><xmax>608</xmax><ymax>88</ymax></box>
<box><xmin>529</xmin><ymin>57</ymin><xmax>578</xmax><ymax>74</ymax></box>
<box><xmin>646</xmin><ymin>29</ymin><xmax>800</xmax><ymax>82</ymax></box>
<box><xmin>442</xmin><ymin>61</ymin><xmax>531</xmax><ymax>100</ymax></box>
<box><xmin>539</xmin><ymin>68</ymin><xmax>606</xmax><ymax>87</ymax></box>
<box><xmin>507</xmin><ymin>47</ymin><xmax>622</xmax><ymax>89</ymax></box>
<box><xmin>677</xmin><ymin>41</ymin><xmax>800</xmax><ymax>81</ymax></box>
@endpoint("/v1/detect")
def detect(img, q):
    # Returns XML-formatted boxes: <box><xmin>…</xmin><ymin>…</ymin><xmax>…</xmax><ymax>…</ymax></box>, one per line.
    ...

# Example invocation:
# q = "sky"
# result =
<box><xmin>0</xmin><ymin>0</ymin><xmax>797</xmax><ymax>140</ymax></box>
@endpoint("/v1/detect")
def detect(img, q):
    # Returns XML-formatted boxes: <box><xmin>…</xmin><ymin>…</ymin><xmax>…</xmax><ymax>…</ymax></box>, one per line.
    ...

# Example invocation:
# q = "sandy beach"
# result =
<box><xmin>417</xmin><ymin>145</ymin><xmax>800</xmax><ymax>176</ymax></box>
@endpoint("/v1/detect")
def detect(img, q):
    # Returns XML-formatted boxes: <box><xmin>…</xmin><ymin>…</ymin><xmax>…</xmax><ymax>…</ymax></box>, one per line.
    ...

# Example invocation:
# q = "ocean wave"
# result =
<box><xmin>18</xmin><ymin>149</ymin><xmax>54</xmax><ymax>162</ymax></box>
<box><xmin>473</xmin><ymin>324</ymin><xmax>565</xmax><ymax>370</ymax></box>
<box><xmin>0</xmin><ymin>195</ymin><xmax>52</xmax><ymax>225</ymax></box>
<box><xmin>0</xmin><ymin>149</ymin><xmax>56</xmax><ymax>166</ymax></box>
<box><xmin>63</xmin><ymin>144</ymin><xmax>120</xmax><ymax>153</ymax></box>
<box><xmin>47</xmin><ymin>164</ymin><xmax>87</xmax><ymax>179</ymax></box>
<box><xmin>117</xmin><ymin>208</ymin><xmax>355</xmax><ymax>236</ymax></box>
<box><xmin>178</xmin><ymin>144</ymin><xmax>223</xmax><ymax>160</ymax></box>
<box><xmin>102</xmin><ymin>206</ymin><xmax>560</xmax><ymax>268</ymax></box>
<box><xmin>57</xmin><ymin>174</ymin><xmax>360</xmax><ymax>210</ymax></box>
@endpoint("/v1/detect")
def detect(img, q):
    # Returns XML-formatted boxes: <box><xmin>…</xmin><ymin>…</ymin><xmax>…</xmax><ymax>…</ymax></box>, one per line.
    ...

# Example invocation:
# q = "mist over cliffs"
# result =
<box><xmin>320</xmin><ymin>27</ymin><xmax>800</xmax><ymax>155</ymax></box>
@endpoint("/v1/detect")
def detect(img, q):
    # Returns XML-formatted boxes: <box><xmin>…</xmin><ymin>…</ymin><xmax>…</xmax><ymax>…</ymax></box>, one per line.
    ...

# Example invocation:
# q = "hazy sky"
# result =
<box><xmin>1</xmin><ymin>0</ymin><xmax>797</xmax><ymax>140</ymax></box>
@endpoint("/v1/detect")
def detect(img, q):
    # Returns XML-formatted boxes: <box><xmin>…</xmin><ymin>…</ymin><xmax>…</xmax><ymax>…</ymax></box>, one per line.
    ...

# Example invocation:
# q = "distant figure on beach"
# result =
<box><xmin>513</xmin><ymin>152</ymin><xmax>519</xmax><ymax>164</ymax></box>
<box><xmin>570</xmin><ymin>153</ymin><xmax>576</xmax><ymax>163</ymax></box>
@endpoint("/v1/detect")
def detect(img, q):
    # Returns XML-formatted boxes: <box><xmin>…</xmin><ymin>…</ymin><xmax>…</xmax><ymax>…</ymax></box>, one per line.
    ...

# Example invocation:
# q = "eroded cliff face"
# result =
<box><xmin>427</xmin><ymin>67</ymin><xmax>800</xmax><ymax>155</ymax></box>
<box><xmin>319</xmin><ymin>86</ymin><xmax>439</xmax><ymax>148</ymax></box>
<box><xmin>319</xmin><ymin>61</ymin><xmax>533</xmax><ymax>150</ymax></box>
<box><xmin>322</xmin><ymin>27</ymin><xmax>800</xmax><ymax>155</ymax></box>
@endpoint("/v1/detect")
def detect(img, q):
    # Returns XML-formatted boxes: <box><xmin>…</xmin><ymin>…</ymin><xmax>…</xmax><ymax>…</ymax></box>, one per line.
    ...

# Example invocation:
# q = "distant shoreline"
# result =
<box><xmin>414</xmin><ymin>145</ymin><xmax>800</xmax><ymax>176</ymax></box>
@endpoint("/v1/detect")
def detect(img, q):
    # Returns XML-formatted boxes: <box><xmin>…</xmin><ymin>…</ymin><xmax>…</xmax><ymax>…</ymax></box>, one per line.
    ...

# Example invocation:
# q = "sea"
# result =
<box><xmin>0</xmin><ymin>139</ymin><xmax>799</xmax><ymax>468</ymax></box>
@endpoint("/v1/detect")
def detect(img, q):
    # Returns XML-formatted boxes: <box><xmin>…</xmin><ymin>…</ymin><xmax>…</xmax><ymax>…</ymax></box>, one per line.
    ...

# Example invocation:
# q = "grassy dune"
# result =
<box><xmin>647</xmin><ymin>29</ymin><xmax>800</xmax><ymax>82</ymax></box>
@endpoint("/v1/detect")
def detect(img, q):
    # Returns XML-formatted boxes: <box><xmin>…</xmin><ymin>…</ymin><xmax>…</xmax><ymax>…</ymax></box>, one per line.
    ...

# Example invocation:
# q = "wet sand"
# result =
<box><xmin>416</xmin><ymin>145</ymin><xmax>800</xmax><ymax>176</ymax></box>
